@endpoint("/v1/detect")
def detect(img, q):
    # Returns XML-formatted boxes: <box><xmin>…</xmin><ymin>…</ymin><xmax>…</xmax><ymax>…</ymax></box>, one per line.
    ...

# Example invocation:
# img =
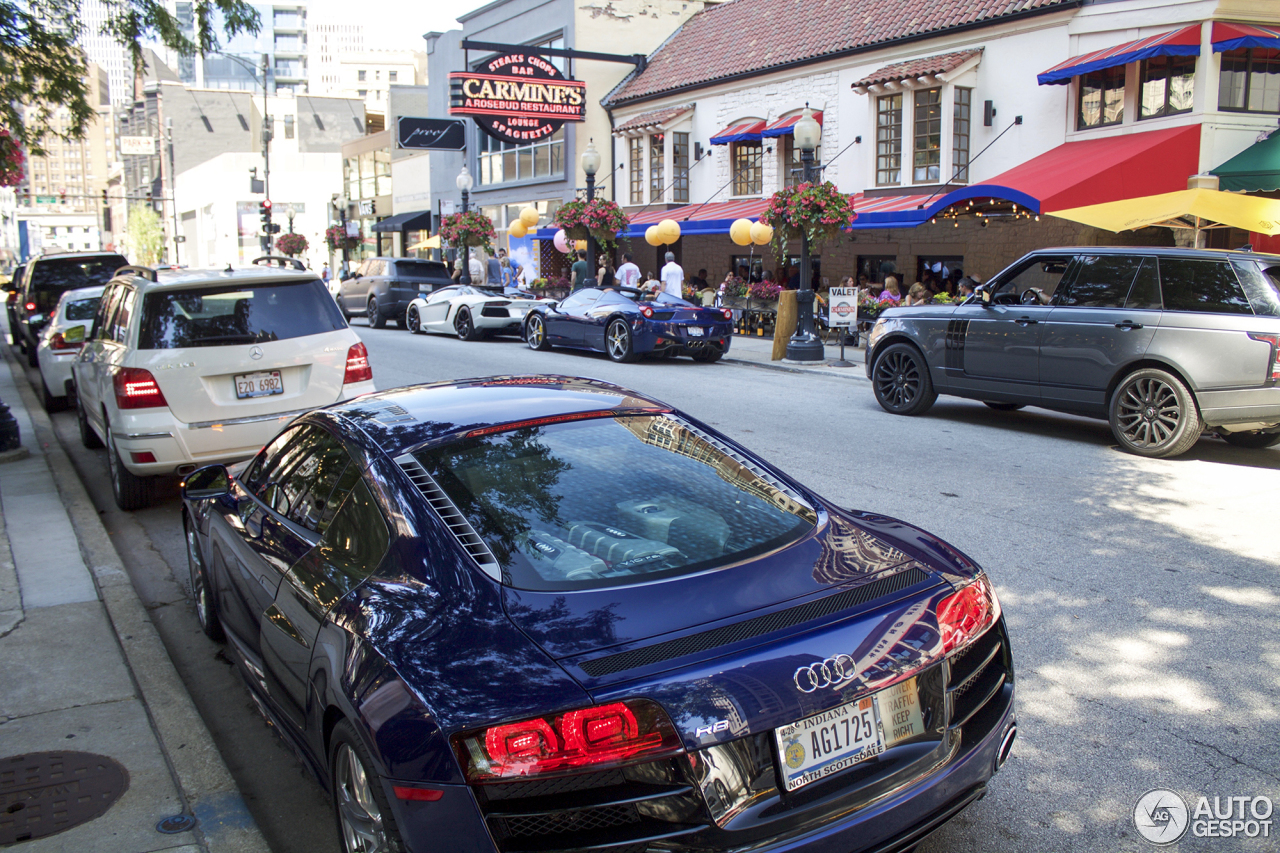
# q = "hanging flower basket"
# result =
<box><xmin>0</xmin><ymin>129</ymin><xmax>25</xmax><ymax>188</ymax></box>
<box><xmin>275</xmin><ymin>232</ymin><xmax>308</xmax><ymax>257</ymax></box>
<box><xmin>439</xmin><ymin>210</ymin><xmax>495</xmax><ymax>256</ymax></box>
<box><xmin>761</xmin><ymin>181</ymin><xmax>858</xmax><ymax>262</ymax></box>
<box><xmin>553</xmin><ymin>199</ymin><xmax>630</xmax><ymax>249</ymax></box>
<box><xmin>324</xmin><ymin>225</ymin><xmax>360</xmax><ymax>252</ymax></box>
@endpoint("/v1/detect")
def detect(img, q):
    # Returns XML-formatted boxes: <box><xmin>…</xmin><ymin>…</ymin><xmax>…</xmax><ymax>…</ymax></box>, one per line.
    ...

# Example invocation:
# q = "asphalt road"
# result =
<box><xmin>30</xmin><ymin>318</ymin><xmax>1280</xmax><ymax>853</ymax></box>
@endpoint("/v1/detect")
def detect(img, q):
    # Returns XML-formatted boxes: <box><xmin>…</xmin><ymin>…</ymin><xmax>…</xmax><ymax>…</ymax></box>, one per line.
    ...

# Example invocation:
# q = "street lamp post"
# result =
<box><xmin>581</xmin><ymin>139</ymin><xmax>601</xmax><ymax>285</ymax></box>
<box><xmin>286</xmin><ymin>204</ymin><xmax>296</xmax><ymax>233</ymax></box>
<box><xmin>785</xmin><ymin>105</ymin><xmax>825</xmax><ymax>363</ymax></box>
<box><xmin>332</xmin><ymin>195</ymin><xmax>350</xmax><ymax>276</ymax></box>
<box><xmin>457</xmin><ymin>165</ymin><xmax>473</xmax><ymax>285</ymax></box>
<box><xmin>164</xmin><ymin>117</ymin><xmax>180</xmax><ymax>266</ymax></box>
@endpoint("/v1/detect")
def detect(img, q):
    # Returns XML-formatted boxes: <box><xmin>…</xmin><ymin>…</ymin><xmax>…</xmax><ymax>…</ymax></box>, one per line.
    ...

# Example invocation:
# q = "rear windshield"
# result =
<box><xmin>412</xmin><ymin>414</ymin><xmax>817</xmax><ymax>591</ymax></box>
<box><xmin>28</xmin><ymin>256</ymin><xmax>126</xmax><ymax>310</ymax></box>
<box><xmin>393</xmin><ymin>261</ymin><xmax>448</xmax><ymax>279</ymax></box>
<box><xmin>1234</xmin><ymin>261</ymin><xmax>1280</xmax><ymax>317</ymax></box>
<box><xmin>65</xmin><ymin>297</ymin><xmax>100</xmax><ymax>321</ymax></box>
<box><xmin>137</xmin><ymin>279</ymin><xmax>345</xmax><ymax>349</ymax></box>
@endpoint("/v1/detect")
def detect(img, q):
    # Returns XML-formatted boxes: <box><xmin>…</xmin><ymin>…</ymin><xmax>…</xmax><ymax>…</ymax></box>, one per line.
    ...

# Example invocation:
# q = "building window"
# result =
<box><xmin>358</xmin><ymin>69</ymin><xmax>366</xmax><ymax>81</ymax></box>
<box><xmin>1140</xmin><ymin>56</ymin><xmax>1195</xmax><ymax>119</ymax></box>
<box><xmin>478</xmin><ymin>126</ymin><xmax>564</xmax><ymax>185</ymax></box>
<box><xmin>649</xmin><ymin>133</ymin><xmax>665</xmax><ymax>202</ymax></box>
<box><xmin>1078</xmin><ymin>66</ymin><xmax>1125</xmax><ymax>129</ymax></box>
<box><xmin>375</xmin><ymin>70</ymin><xmax>381</xmax><ymax>81</ymax></box>
<box><xmin>913</xmin><ymin>87</ymin><xmax>942</xmax><ymax>183</ymax></box>
<box><xmin>357</xmin><ymin>89</ymin><xmax>367</xmax><ymax>97</ymax></box>
<box><xmin>876</xmin><ymin>94</ymin><xmax>903</xmax><ymax>186</ymax></box>
<box><xmin>284</xmin><ymin>114</ymin><xmax>295</xmax><ymax>139</ymax></box>
<box><xmin>672</xmin><ymin>131</ymin><xmax>690</xmax><ymax>204</ymax></box>
<box><xmin>952</xmin><ymin>87</ymin><xmax>971</xmax><ymax>184</ymax></box>
<box><xmin>389</xmin><ymin>70</ymin><xmax>397</xmax><ymax>82</ymax></box>
<box><xmin>783</xmin><ymin>134</ymin><xmax>822</xmax><ymax>188</ymax></box>
<box><xmin>732</xmin><ymin>141</ymin><xmax>762</xmax><ymax>195</ymax></box>
<box><xmin>629</xmin><ymin>137</ymin><xmax>644</xmax><ymax>204</ymax></box>
<box><xmin>1219</xmin><ymin>48</ymin><xmax>1280</xmax><ymax>113</ymax></box>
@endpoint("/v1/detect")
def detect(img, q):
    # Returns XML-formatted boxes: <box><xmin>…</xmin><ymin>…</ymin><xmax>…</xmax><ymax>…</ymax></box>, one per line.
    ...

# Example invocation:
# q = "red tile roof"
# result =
<box><xmin>851</xmin><ymin>49</ymin><xmax>982</xmax><ymax>89</ymax></box>
<box><xmin>613</xmin><ymin>104</ymin><xmax>695</xmax><ymax>134</ymax></box>
<box><xmin>605</xmin><ymin>0</ymin><xmax>1078</xmax><ymax>105</ymax></box>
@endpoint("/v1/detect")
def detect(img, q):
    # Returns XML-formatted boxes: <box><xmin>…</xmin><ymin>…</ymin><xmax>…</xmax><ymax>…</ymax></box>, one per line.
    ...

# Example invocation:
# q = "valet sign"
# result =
<box><xmin>449</xmin><ymin>52</ymin><xmax>586</xmax><ymax>145</ymax></box>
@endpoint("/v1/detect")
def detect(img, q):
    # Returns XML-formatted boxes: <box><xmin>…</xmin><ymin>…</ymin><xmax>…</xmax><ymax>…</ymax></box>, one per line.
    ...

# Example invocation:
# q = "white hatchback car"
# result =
<box><xmin>73</xmin><ymin>262</ymin><xmax>376</xmax><ymax>509</ymax></box>
<box><xmin>36</xmin><ymin>284</ymin><xmax>104</xmax><ymax>412</ymax></box>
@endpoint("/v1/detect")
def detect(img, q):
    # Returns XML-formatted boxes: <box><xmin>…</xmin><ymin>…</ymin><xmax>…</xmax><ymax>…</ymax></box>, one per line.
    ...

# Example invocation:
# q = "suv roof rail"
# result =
<box><xmin>115</xmin><ymin>264</ymin><xmax>158</xmax><ymax>282</ymax></box>
<box><xmin>252</xmin><ymin>255</ymin><xmax>307</xmax><ymax>271</ymax></box>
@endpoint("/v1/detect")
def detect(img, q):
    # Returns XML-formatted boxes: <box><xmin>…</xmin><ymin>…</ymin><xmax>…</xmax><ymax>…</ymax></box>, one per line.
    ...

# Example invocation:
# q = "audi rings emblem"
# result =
<box><xmin>794</xmin><ymin>655</ymin><xmax>857</xmax><ymax>693</ymax></box>
<box><xmin>250</xmin><ymin>346</ymin><xmax>263</xmax><ymax>360</ymax></box>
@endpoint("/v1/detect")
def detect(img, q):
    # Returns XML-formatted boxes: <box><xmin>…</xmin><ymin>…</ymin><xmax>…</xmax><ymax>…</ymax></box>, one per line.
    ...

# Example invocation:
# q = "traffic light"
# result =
<box><xmin>260</xmin><ymin>199</ymin><xmax>273</xmax><ymax>232</ymax></box>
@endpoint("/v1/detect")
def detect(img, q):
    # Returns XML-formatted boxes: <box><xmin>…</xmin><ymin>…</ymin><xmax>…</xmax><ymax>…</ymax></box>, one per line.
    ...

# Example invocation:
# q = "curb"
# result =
<box><xmin>3</xmin><ymin>349</ymin><xmax>270</xmax><ymax>853</ymax></box>
<box><xmin>0</xmin><ymin>499</ymin><xmax>21</xmax><ymax>639</ymax></box>
<box><xmin>722</xmin><ymin>355</ymin><xmax>868</xmax><ymax>380</ymax></box>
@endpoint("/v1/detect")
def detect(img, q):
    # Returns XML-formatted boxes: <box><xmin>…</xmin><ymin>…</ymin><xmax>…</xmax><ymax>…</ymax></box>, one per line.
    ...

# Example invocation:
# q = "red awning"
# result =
<box><xmin>623</xmin><ymin>199</ymin><xmax>770</xmax><ymax>236</ymax></box>
<box><xmin>761</xmin><ymin>112</ymin><xmax>823</xmax><ymax>138</ymax></box>
<box><xmin>1212</xmin><ymin>22</ymin><xmax>1280</xmax><ymax>52</ymax></box>
<box><xmin>710</xmin><ymin>120</ymin><xmax>766</xmax><ymax>146</ymax></box>
<box><xmin>1038</xmin><ymin>24</ymin><xmax>1201</xmax><ymax>85</ymax></box>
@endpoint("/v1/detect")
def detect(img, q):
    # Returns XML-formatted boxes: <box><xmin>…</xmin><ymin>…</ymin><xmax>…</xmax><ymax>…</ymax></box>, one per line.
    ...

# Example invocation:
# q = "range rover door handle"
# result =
<box><xmin>1015</xmin><ymin>317</ymin><xmax>1038</xmax><ymax>326</ymax></box>
<box><xmin>1115</xmin><ymin>321</ymin><xmax>1144</xmax><ymax>331</ymax></box>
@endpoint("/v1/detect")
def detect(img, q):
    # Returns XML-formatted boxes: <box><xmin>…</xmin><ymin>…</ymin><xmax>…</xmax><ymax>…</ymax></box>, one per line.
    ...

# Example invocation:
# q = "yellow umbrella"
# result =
<box><xmin>407</xmin><ymin>234</ymin><xmax>442</xmax><ymax>251</ymax></box>
<box><xmin>1048</xmin><ymin>189</ymin><xmax>1280</xmax><ymax>242</ymax></box>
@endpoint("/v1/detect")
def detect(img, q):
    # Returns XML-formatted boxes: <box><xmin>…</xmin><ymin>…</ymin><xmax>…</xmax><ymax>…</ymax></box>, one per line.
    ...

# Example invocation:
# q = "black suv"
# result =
<box><xmin>17</xmin><ymin>251</ymin><xmax>127</xmax><ymax>366</ymax></box>
<box><xmin>866</xmin><ymin>247</ymin><xmax>1280</xmax><ymax>458</ymax></box>
<box><xmin>337</xmin><ymin>257</ymin><xmax>452</xmax><ymax>328</ymax></box>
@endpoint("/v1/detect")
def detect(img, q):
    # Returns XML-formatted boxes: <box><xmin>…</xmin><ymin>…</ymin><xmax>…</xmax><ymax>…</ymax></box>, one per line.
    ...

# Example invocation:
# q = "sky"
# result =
<box><xmin>306</xmin><ymin>0</ymin><xmax>495</xmax><ymax>51</ymax></box>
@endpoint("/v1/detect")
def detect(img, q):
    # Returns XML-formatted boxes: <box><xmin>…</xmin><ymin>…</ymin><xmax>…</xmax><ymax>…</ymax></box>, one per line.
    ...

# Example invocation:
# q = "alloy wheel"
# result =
<box><xmin>406</xmin><ymin>306</ymin><xmax>420</xmax><ymax>334</ymax></box>
<box><xmin>1114</xmin><ymin>375</ymin><xmax>1181</xmax><ymax>449</ymax></box>
<box><xmin>334</xmin><ymin>743</ymin><xmax>388</xmax><ymax>853</ymax></box>
<box><xmin>455</xmin><ymin>309</ymin><xmax>472</xmax><ymax>340</ymax></box>
<box><xmin>874</xmin><ymin>350</ymin><xmax>921</xmax><ymax>409</ymax></box>
<box><xmin>527</xmin><ymin>316</ymin><xmax>545</xmax><ymax>349</ymax></box>
<box><xmin>607</xmin><ymin>321</ymin><xmax>630</xmax><ymax>361</ymax></box>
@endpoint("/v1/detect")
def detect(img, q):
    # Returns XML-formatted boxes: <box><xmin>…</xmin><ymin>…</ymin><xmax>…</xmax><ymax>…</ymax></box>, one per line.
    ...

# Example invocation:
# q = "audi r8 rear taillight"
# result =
<box><xmin>938</xmin><ymin>574</ymin><xmax>1000</xmax><ymax>655</ymax></box>
<box><xmin>343</xmin><ymin>342</ymin><xmax>372</xmax><ymax>384</ymax></box>
<box><xmin>453</xmin><ymin>699</ymin><xmax>683</xmax><ymax>782</ymax></box>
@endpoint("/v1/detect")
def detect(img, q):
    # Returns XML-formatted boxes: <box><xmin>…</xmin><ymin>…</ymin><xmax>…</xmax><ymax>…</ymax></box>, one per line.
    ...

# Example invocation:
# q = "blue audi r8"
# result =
<box><xmin>523</xmin><ymin>287</ymin><xmax>734</xmax><ymax>362</ymax></box>
<box><xmin>180</xmin><ymin>375</ymin><xmax>1016</xmax><ymax>853</ymax></box>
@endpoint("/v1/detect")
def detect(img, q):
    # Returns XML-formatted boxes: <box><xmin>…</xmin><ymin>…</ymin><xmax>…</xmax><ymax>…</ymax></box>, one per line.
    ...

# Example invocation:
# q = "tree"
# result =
<box><xmin>125</xmin><ymin>202</ymin><xmax>164</xmax><ymax>266</ymax></box>
<box><xmin>0</xmin><ymin>0</ymin><xmax>259</xmax><ymax>161</ymax></box>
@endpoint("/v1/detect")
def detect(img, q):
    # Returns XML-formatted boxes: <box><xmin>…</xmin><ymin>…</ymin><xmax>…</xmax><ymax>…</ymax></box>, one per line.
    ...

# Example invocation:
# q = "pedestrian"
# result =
<box><xmin>958</xmin><ymin>277</ymin><xmax>976</xmax><ymax>299</ymax></box>
<box><xmin>660</xmin><ymin>252</ymin><xmax>684</xmax><ymax>299</ymax></box>
<box><xmin>691</xmin><ymin>268</ymin><xmax>709</xmax><ymax>290</ymax></box>
<box><xmin>905</xmin><ymin>282</ymin><xmax>931</xmax><ymax>306</ymax></box>
<box><xmin>570</xmin><ymin>250</ymin><xmax>590</xmax><ymax>291</ymax></box>
<box><xmin>487</xmin><ymin>250</ymin><xmax>504</xmax><ymax>289</ymax></box>
<box><xmin>598</xmin><ymin>258</ymin><xmax>615</xmax><ymax>289</ymax></box>
<box><xmin>468</xmin><ymin>251</ymin><xmax>484</xmax><ymax>284</ymax></box>
<box><xmin>616</xmin><ymin>252</ymin><xmax>641</xmax><ymax>290</ymax></box>
<box><xmin>879</xmin><ymin>276</ymin><xmax>902</xmax><ymax>303</ymax></box>
<box><xmin>321</xmin><ymin>263</ymin><xmax>331</xmax><ymax>285</ymax></box>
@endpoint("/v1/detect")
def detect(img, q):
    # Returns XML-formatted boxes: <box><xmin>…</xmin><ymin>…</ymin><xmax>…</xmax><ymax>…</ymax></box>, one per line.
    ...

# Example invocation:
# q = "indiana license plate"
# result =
<box><xmin>774</xmin><ymin>677</ymin><xmax>923</xmax><ymax>792</ymax></box>
<box><xmin>687</xmin><ymin>326</ymin><xmax>704</xmax><ymax>337</ymax></box>
<box><xmin>234</xmin><ymin>370</ymin><xmax>283</xmax><ymax>399</ymax></box>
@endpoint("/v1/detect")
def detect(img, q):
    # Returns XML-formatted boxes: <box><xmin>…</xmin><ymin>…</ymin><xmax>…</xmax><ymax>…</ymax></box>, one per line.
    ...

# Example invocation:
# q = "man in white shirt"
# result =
<box><xmin>660</xmin><ymin>252</ymin><xmax>684</xmax><ymax>299</ymax></box>
<box><xmin>616</xmin><ymin>252</ymin><xmax>641</xmax><ymax>290</ymax></box>
<box><xmin>467</xmin><ymin>251</ymin><xmax>483</xmax><ymax>283</ymax></box>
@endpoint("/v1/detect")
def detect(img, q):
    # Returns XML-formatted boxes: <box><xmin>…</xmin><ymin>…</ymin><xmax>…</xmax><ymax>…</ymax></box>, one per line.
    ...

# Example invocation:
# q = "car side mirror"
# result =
<box><xmin>979</xmin><ymin>286</ymin><xmax>992</xmax><ymax>307</ymax></box>
<box><xmin>182</xmin><ymin>464</ymin><xmax>230</xmax><ymax>500</ymax></box>
<box><xmin>64</xmin><ymin>324</ymin><xmax>86</xmax><ymax>344</ymax></box>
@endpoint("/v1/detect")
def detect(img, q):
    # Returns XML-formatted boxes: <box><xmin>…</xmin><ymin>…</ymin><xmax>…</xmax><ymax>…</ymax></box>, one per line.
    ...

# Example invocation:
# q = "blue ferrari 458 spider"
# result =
<box><xmin>180</xmin><ymin>375</ymin><xmax>1016</xmax><ymax>853</ymax></box>
<box><xmin>523</xmin><ymin>287</ymin><xmax>734</xmax><ymax>362</ymax></box>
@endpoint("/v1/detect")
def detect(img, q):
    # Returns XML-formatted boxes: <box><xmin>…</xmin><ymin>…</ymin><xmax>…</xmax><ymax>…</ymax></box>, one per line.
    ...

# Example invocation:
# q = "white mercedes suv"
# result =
<box><xmin>73</xmin><ymin>261</ymin><xmax>376</xmax><ymax>509</ymax></box>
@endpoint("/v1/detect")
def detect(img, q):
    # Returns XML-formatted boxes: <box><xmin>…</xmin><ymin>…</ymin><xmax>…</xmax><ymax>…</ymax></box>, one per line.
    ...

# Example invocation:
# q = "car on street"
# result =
<box><xmin>405</xmin><ymin>283</ymin><xmax>554</xmax><ymax>340</ymax></box>
<box><xmin>35</xmin><ymin>284</ymin><xmax>104</xmax><ymax>412</ymax></box>
<box><xmin>524</xmin><ymin>286</ymin><xmax>735</xmax><ymax>362</ymax></box>
<box><xmin>865</xmin><ymin>246</ymin><xmax>1280</xmax><ymax>457</ymax></box>
<box><xmin>180</xmin><ymin>374</ymin><xmax>1015</xmax><ymax>853</ymax></box>
<box><xmin>337</xmin><ymin>257</ymin><xmax>452</xmax><ymax>328</ymax></box>
<box><xmin>72</xmin><ymin>263</ymin><xmax>376</xmax><ymax>510</ymax></box>
<box><xmin>6</xmin><ymin>263</ymin><xmax>24</xmax><ymax>345</ymax></box>
<box><xmin>16</xmin><ymin>251</ymin><xmax>128</xmax><ymax>366</ymax></box>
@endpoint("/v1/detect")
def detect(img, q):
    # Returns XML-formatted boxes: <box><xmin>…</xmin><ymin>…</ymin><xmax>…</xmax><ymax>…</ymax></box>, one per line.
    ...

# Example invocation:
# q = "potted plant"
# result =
<box><xmin>760</xmin><ymin>181</ymin><xmax>858</xmax><ymax>262</ymax></box>
<box><xmin>553</xmin><ymin>198</ymin><xmax>630</xmax><ymax>248</ymax></box>
<box><xmin>325</xmin><ymin>224</ymin><xmax>360</xmax><ymax>252</ymax></box>
<box><xmin>275</xmin><ymin>232</ymin><xmax>308</xmax><ymax>257</ymax></box>
<box><xmin>439</xmin><ymin>211</ymin><xmax>496</xmax><ymax>256</ymax></box>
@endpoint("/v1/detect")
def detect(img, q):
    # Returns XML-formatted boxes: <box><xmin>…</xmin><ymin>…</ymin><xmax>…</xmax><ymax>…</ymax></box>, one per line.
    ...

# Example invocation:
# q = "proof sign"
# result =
<box><xmin>829</xmin><ymin>287</ymin><xmax>858</xmax><ymax>327</ymax></box>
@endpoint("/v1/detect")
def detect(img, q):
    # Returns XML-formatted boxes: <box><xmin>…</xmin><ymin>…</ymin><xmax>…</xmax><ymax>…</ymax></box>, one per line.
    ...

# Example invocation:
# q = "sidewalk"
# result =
<box><xmin>722</xmin><ymin>330</ymin><xmax>869</xmax><ymax>379</ymax></box>
<box><xmin>0</xmin><ymin>342</ymin><xmax>268</xmax><ymax>852</ymax></box>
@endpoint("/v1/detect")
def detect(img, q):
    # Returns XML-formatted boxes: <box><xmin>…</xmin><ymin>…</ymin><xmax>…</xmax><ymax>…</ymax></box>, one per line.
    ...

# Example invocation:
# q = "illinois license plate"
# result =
<box><xmin>774</xmin><ymin>677</ymin><xmax>923</xmax><ymax>792</ymax></box>
<box><xmin>234</xmin><ymin>370</ymin><xmax>283</xmax><ymax>399</ymax></box>
<box><xmin>687</xmin><ymin>326</ymin><xmax>704</xmax><ymax>337</ymax></box>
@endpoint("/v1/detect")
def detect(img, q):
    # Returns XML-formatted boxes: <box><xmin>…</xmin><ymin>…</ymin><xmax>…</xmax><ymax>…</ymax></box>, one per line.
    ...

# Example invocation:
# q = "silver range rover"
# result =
<box><xmin>865</xmin><ymin>247</ymin><xmax>1280</xmax><ymax>458</ymax></box>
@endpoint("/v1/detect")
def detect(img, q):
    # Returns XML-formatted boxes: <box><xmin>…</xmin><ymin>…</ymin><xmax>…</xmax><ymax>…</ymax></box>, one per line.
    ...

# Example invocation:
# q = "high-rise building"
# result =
<box><xmin>309</xmin><ymin>19</ymin><xmax>365</xmax><ymax>96</ymax></box>
<box><xmin>18</xmin><ymin>64</ymin><xmax>115</xmax><ymax>219</ymax></box>
<box><xmin>199</xmin><ymin>2</ymin><xmax>312</xmax><ymax>94</ymax></box>
<box><xmin>79</xmin><ymin>0</ymin><xmax>133</xmax><ymax>105</ymax></box>
<box><xmin>338</xmin><ymin>50</ymin><xmax>426</xmax><ymax>114</ymax></box>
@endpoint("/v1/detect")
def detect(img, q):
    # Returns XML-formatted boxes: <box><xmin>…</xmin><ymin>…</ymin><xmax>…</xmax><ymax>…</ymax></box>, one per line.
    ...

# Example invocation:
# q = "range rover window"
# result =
<box><xmin>1231</xmin><ymin>260</ymin><xmax>1280</xmax><ymax>317</ymax></box>
<box><xmin>1157</xmin><ymin>258</ymin><xmax>1253</xmax><ymax>315</ymax></box>
<box><xmin>412</xmin><ymin>414</ymin><xmax>818</xmax><ymax>591</ymax></box>
<box><xmin>992</xmin><ymin>255</ymin><xmax>1074</xmax><ymax>303</ymax></box>
<box><xmin>1057</xmin><ymin>255</ymin><xmax>1147</xmax><ymax>307</ymax></box>
<box><xmin>1125</xmin><ymin>257</ymin><xmax>1163</xmax><ymax>310</ymax></box>
<box><xmin>137</xmin><ymin>280</ymin><xmax>345</xmax><ymax>349</ymax></box>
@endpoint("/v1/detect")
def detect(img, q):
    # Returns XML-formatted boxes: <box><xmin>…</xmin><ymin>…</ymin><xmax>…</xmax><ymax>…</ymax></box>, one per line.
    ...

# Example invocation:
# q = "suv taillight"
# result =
<box><xmin>938</xmin><ymin>574</ymin><xmax>1000</xmax><ymax>655</ymax></box>
<box><xmin>49</xmin><ymin>332</ymin><xmax>82</xmax><ymax>352</ymax></box>
<box><xmin>6</xmin><ymin>291</ymin><xmax>16</xmax><ymax>306</ymax></box>
<box><xmin>343</xmin><ymin>343</ymin><xmax>372</xmax><ymax>384</ymax></box>
<box><xmin>113</xmin><ymin>367</ymin><xmax>168</xmax><ymax>409</ymax></box>
<box><xmin>1248</xmin><ymin>333</ymin><xmax>1280</xmax><ymax>382</ymax></box>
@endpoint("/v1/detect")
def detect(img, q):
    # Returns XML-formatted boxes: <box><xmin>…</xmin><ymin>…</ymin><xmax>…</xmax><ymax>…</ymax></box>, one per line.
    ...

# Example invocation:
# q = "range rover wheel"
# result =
<box><xmin>872</xmin><ymin>343</ymin><xmax>936</xmax><ymax>416</ymax></box>
<box><xmin>983</xmin><ymin>402</ymin><xmax>1024</xmax><ymax>411</ymax></box>
<box><xmin>526</xmin><ymin>315</ymin><xmax>551</xmax><ymax>351</ymax></box>
<box><xmin>1218</xmin><ymin>430</ymin><xmax>1280</xmax><ymax>449</ymax></box>
<box><xmin>367</xmin><ymin>296</ymin><xmax>387</xmax><ymax>329</ymax></box>
<box><xmin>329</xmin><ymin>721</ymin><xmax>405</xmax><ymax>853</ymax></box>
<box><xmin>1109</xmin><ymin>368</ymin><xmax>1201</xmax><ymax>458</ymax></box>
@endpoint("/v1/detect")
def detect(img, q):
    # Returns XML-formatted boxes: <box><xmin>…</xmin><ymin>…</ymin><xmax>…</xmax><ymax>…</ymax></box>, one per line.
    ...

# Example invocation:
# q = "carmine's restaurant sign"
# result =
<box><xmin>449</xmin><ymin>52</ymin><xmax>586</xmax><ymax>145</ymax></box>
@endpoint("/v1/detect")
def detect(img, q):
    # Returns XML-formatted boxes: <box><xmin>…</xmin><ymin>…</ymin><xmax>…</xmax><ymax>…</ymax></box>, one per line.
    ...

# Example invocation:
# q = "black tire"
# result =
<box><xmin>77</xmin><ymin>390</ymin><xmax>103</xmax><ymax>449</ymax></box>
<box><xmin>526</xmin><ymin>314</ymin><xmax>552</xmax><ymax>351</ymax></box>
<box><xmin>338</xmin><ymin>297</ymin><xmax>352</xmax><ymax>323</ymax></box>
<box><xmin>454</xmin><ymin>307</ymin><xmax>481</xmax><ymax>341</ymax></box>
<box><xmin>185</xmin><ymin>515</ymin><xmax>224</xmax><ymax>641</ymax></box>
<box><xmin>605</xmin><ymin>319</ymin><xmax>635</xmax><ymax>363</ymax></box>
<box><xmin>367</xmin><ymin>296</ymin><xmax>386</xmax><ymax>329</ymax></box>
<box><xmin>871</xmin><ymin>343</ymin><xmax>937</xmax><ymax>416</ymax></box>
<box><xmin>1108</xmin><ymin>368</ymin><xmax>1202</xmax><ymax>458</ymax></box>
<box><xmin>39</xmin><ymin>374</ymin><xmax>64</xmax><ymax>412</ymax></box>
<box><xmin>405</xmin><ymin>305</ymin><xmax>421</xmax><ymax>334</ymax></box>
<box><xmin>983</xmin><ymin>402</ymin><xmax>1025</xmax><ymax>411</ymax></box>
<box><xmin>1218</xmin><ymin>430</ymin><xmax>1280</xmax><ymax>449</ymax></box>
<box><xmin>26</xmin><ymin>339</ymin><xmax>37</xmax><ymax>367</ymax></box>
<box><xmin>106</xmin><ymin>416</ymin><xmax>154</xmax><ymax>510</ymax></box>
<box><xmin>692</xmin><ymin>349</ymin><xmax>724</xmax><ymax>363</ymax></box>
<box><xmin>329</xmin><ymin>720</ymin><xmax>406</xmax><ymax>853</ymax></box>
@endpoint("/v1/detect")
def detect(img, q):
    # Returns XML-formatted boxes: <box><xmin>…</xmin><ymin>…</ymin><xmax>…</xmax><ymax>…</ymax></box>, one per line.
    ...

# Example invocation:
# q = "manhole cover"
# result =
<box><xmin>0</xmin><ymin>752</ymin><xmax>129</xmax><ymax>845</ymax></box>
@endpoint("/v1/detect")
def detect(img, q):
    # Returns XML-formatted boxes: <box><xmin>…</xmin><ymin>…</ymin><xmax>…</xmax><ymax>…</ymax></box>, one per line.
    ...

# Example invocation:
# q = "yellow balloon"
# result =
<box><xmin>519</xmin><ymin>206</ymin><xmax>540</xmax><ymax>227</ymax></box>
<box><xmin>750</xmin><ymin>221</ymin><xmax>773</xmax><ymax>245</ymax></box>
<box><xmin>507</xmin><ymin>221</ymin><xmax>527</xmax><ymax>238</ymax></box>
<box><xmin>645</xmin><ymin>225</ymin><xmax>662</xmax><ymax>246</ymax></box>
<box><xmin>575</xmin><ymin>240</ymin><xmax>588</xmax><ymax>252</ymax></box>
<box><xmin>729</xmin><ymin>218</ymin><xmax>754</xmax><ymax>246</ymax></box>
<box><xmin>657</xmin><ymin>218</ymin><xmax>681</xmax><ymax>245</ymax></box>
